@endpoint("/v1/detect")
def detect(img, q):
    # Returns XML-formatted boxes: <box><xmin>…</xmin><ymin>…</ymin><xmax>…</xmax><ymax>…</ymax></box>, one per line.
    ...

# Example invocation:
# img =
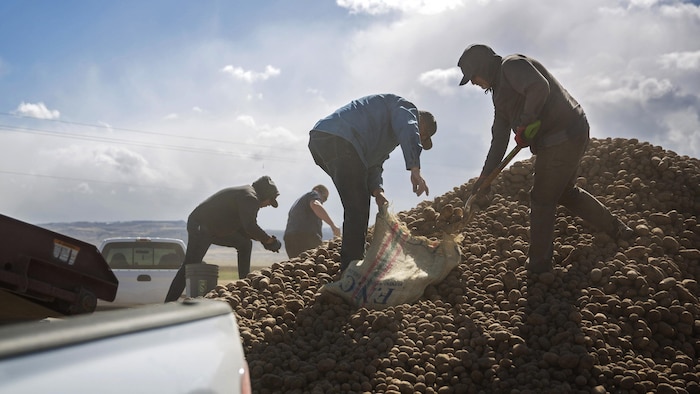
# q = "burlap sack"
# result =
<box><xmin>320</xmin><ymin>204</ymin><xmax>462</xmax><ymax>309</ymax></box>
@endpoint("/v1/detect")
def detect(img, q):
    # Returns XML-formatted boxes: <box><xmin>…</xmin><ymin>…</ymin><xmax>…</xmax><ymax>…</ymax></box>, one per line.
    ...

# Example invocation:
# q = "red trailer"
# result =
<box><xmin>0</xmin><ymin>214</ymin><xmax>118</xmax><ymax>317</ymax></box>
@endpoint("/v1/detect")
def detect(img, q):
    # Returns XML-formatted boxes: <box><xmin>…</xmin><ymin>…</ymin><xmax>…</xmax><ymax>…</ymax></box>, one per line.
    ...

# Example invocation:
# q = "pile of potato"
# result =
<box><xmin>208</xmin><ymin>137</ymin><xmax>700</xmax><ymax>393</ymax></box>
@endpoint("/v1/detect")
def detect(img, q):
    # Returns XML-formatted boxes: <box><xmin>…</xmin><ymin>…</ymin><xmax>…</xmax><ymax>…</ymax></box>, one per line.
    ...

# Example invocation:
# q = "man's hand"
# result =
<box><xmin>474</xmin><ymin>192</ymin><xmax>492</xmax><ymax>210</ymax></box>
<box><xmin>263</xmin><ymin>236</ymin><xmax>281</xmax><ymax>253</ymax></box>
<box><xmin>373</xmin><ymin>189</ymin><xmax>389</xmax><ymax>207</ymax></box>
<box><xmin>410</xmin><ymin>167</ymin><xmax>429</xmax><ymax>197</ymax></box>
<box><xmin>331</xmin><ymin>225</ymin><xmax>342</xmax><ymax>238</ymax></box>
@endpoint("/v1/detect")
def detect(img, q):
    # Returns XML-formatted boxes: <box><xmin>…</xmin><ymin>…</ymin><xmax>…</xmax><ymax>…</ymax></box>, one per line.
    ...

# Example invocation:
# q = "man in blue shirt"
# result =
<box><xmin>283</xmin><ymin>184</ymin><xmax>341</xmax><ymax>258</ymax></box>
<box><xmin>308</xmin><ymin>94</ymin><xmax>437</xmax><ymax>272</ymax></box>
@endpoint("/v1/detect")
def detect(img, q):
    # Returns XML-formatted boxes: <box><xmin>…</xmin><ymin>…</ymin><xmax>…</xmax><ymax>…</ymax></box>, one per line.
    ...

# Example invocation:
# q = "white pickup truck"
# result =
<box><xmin>97</xmin><ymin>237</ymin><xmax>187</xmax><ymax>308</ymax></box>
<box><xmin>0</xmin><ymin>299</ymin><xmax>251</xmax><ymax>394</ymax></box>
<box><xmin>0</xmin><ymin>216</ymin><xmax>250</xmax><ymax>393</ymax></box>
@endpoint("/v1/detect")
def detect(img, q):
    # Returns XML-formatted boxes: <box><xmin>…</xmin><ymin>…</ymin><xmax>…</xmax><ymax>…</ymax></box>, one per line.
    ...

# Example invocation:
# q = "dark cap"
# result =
<box><xmin>457</xmin><ymin>44</ymin><xmax>496</xmax><ymax>86</ymax></box>
<box><xmin>252</xmin><ymin>175</ymin><xmax>279</xmax><ymax>208</ymax></box>
<box><xmin>418</xmin><ymin>110</ymin><xmax>437</xmax><ymax>150</ymax></box>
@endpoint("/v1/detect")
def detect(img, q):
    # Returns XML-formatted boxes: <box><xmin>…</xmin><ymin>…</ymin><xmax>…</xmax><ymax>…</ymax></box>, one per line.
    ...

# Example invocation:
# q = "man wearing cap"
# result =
<box><xmin>164</xmin><ymin>175</ymin><xmax>282</xmax><ymax>302</ymax></box>
<box><xmin>456</xmin><ymin>44</ymin><xmax>634</xmax><ymax>275</ymax></box>
<box><xmin>308</xmin><ymin>93</ymin><xmax>437</xmax><ymax>273</ymax></box>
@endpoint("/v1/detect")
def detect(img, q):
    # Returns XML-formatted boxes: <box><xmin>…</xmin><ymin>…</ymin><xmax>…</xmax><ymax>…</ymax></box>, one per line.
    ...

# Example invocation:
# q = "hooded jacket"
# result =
<box><xmin>458</xmin><ymin>44</ymin><xmax>586</xmax><ymax>176</ymax></box>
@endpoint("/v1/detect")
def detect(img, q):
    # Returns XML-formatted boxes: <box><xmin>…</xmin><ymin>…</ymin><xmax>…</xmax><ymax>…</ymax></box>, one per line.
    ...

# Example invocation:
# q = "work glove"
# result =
<box><xmin>474</xmin><ymin>192</ymin><xmax>492</xmax><ymax>211</ymax></box>
<box><xmin>514</xmin><ymin>120</ymin><xmax>541</xmax><ymax>148</ymax></box>
<box><xmin>263</xmin><ymin>236</ymin><xmax>282</xmax><ymax>253</ymax></box>
<box><xmin>469</xmin><ymin>175</ymin><xmax>492</xmax><ymax>211</ymax></box>
<box><xmin>514</xmin><ymin>127</ymin><xmax>531</xmax><ymax>148</ymax></box>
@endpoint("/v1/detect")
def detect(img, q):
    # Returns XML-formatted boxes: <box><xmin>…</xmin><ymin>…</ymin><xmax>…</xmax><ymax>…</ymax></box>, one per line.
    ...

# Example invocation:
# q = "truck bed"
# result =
<box><xmin>0</xmin><ymin>299</ymin><xmax>249</xmax><ymax>393</ymax></box>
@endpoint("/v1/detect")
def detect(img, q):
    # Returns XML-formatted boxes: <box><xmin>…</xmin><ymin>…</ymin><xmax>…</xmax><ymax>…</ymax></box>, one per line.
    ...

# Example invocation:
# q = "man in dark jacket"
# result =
<box><xmin>164</xmin><ymin>175</ymin><xmax>282</xmax><ymax>302</ymax></box>
<box><xmin>283</xmin><ymin>184</ymin><xmax>341</xmax><ymax>258</ymax></box>
<box><xmin>457</xmin><ymin>44</ymin><xmax>633</xmax><ymax>275</ymax></box>
<box><xmin>308</xmin><ymin>93</ymin><xmax>437</xmax><ymax>272</ymax></box>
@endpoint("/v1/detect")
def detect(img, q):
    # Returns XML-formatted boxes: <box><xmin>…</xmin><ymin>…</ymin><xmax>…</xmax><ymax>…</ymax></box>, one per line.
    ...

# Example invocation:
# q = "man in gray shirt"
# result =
<box><xmin>283</xmin><ymin>184</ymin><xmax>341</xmax><ymax>258</ymax></box>
<box><xmin>457</xmin><ymin>44</ymin><xmax>633</xmax><ymax>275</ymax></box>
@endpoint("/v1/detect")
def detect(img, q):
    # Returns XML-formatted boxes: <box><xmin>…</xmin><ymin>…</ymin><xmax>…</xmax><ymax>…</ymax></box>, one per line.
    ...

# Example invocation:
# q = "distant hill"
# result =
<box><xmin>37</xmin><ymin>220</ymin><xmax>332</xmax><ymax>267</ymax></box>
<box><xmin>39</xmin><ymin>220</ymin><xmax>191</xmax><ymax>247</ymax></box>
<box><xmin>38</xmin><ymin>220</ymin><xmax>291</xmax><ymax>248</ymax></box>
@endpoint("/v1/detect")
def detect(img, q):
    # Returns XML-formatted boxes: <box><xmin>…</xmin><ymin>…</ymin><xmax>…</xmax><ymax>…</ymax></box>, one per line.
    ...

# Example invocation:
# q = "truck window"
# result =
<box><xmin>102</xmin><ymin>242</ymin><xmax>184</xmax><ymax>269</ymax></box>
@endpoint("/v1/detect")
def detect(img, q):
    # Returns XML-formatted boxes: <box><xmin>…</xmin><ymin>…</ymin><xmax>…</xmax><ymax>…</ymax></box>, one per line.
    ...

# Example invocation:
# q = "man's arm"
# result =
<box><xmin>481</xmin><ymin>113</ymin><xmax>511</xmax><ymax>177</ymax></box>
<box><xmin>392</xmin><ymin>104</ymin><xmax>422</xmax><ymax>172</ymax></box>
<box><xmin>390</xmin><ymin>102</ymin><xmax>428</xmax><ymax>197</ymax></box>
<box><xmin>367</xmin><ymin>162</ymin><xmax>385</xmax><ymax>196</ymax></box>
<box><xmin>309</xmin><ymin>200</ymin><xmax>341</xmax><ymax>237</ymax></box>
<box><xmin>237</xmin><ymin>197</ymin><xmax>274</xmax><ymax>243</ymax></box>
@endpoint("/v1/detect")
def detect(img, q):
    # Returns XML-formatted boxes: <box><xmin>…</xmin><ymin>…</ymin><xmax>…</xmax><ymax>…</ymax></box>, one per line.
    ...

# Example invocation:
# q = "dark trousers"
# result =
<box><xmin>164</xmin><ymin>221</ymin><xmax>252</xmax><ymax>302</ymax></box>
<box><xmin>284</xmin><ymin>232</ymin><xmax>322</xmax><ymax>259</ymax></box>
<box><xmin>308</xmin><ymin>131</ymin><xmax>370</xmax><ymax>271</ymax></box>
<box><xmin>529</xmin><ymin>117</ymin><xmax>618</xmax><ymax>268</ymax></box>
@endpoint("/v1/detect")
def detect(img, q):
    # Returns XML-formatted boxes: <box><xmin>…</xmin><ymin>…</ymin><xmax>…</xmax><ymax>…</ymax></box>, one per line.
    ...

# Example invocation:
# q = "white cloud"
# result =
<box><xmin>628</xmin><ymin>0</ymin><xmax>660</xmax><ymax>8</ymax></box>
<box><xmin>221</xmin><ymin>64</ymin><xmax>281</xmax><ymax>83</ymax></box>
<box><xmin>164</xmin><ymin>113</ymin><xmax>179</xmax><ymax>120</ymax></box>
<box><xmin>418</xmin><ymin>68</ymin><xmax>463</xmax><ymax>95</ymax></box>
<box><xmin>235</xmin><ymin>114</ymin><xmax>298</xmax><ymax>142</ymax></box>
<box><xmin>664</xmin><ymin>107</ymin><xmax>700</xmax><ymax>157</ymax></box>
<box><xmin>13</xmin><ymin>102</ymin><xmax>60</xmax><ymax>119</ymax></box>
<box><xmin>598</xmin><ymin>76</ymin><xmax>675</xmax><ymax>103</ymax></box>
<box><xmin>659</xmin><ymin>51</ymin><xmax>700</xmax><ymax>70</ymax></box>
<box><xmin>638</xmin><ymin>78</ymin><xmax>675</xmax><ymax>100</ymax></box>
<box><xmin>236</xmin><ymin>115</ymin><xmax>257</xmax><ymax>128</ymax></box>
<box><xmin>337</xmin><ymin>0</ymin><xmax>464</xmax><ymax>14</ymax></box>
<box><xmin>75</xmin><ymin>182</ymin><xmax>93</xmax><ymax>194</ymax></box>
<box><xmin>659</xmin><ymin>1</ymin><xmax>700</xmax><ymax>18</ymax></box>
<box><xmin>98</xmin><ymin>121</ymin><xmax>114</xmax><ymax>132</ymax></box>
<box><xmin>3</xmin><ymin>0</ymin><xmax>700</xmax><ymax>227</ymax></box>
<box><xmin>91</xmin><ymin>147</ymin><xmax>152</xmax><ymax>177</ymax></box>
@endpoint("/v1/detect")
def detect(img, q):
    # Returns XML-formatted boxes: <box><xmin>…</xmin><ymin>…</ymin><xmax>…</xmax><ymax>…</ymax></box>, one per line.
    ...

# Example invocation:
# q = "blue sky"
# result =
<box><xmin>1</xmin><ymin>0</ymin><xmax>699</xmax><ymax>233</ymax></box>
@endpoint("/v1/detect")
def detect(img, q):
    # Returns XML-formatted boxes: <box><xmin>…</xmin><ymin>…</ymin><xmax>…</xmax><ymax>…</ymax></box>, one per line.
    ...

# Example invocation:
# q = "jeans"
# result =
<box><xmin>309</xmin><ymin>130</ymin><xmax>370</xmax><ymax>271</ymax></box>
<box><xmin>528</xmin><ymin>116</ymin><xmax>618</xmax><ymax>268</ymax></box>
<box><xmin>164</xmin><ymin>220</ymin><xmax>252</xmax><ymax>302</ymax></box>
<box><xmin>284</xmin><ymin>232</ymin><xmax>322</xmax><ymax>259</ymax></box>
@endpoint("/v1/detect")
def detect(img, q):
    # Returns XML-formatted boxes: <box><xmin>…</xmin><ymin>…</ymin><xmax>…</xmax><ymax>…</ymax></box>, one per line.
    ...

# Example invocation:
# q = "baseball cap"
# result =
<box><xmin>252</xmin><ymin>176</ymin><xmax>279</xmax><ymax>208</ymax></box>
<box><xmin>419</xmin><ymin>110</ymin><xmax>437</xmax><ymax>150</ymax></box>
<box><xmin>457</xmin><ymin>44</ymin><xmax>496</xmax><ymax>86</ymax></box>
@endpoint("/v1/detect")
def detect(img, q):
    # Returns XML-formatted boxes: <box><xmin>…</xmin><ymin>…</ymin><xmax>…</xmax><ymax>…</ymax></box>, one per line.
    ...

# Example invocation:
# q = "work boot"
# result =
<box><xmin>526</xmin><ymin>258</ymin><xmax>551</xmax><ymax>275</ymax></box>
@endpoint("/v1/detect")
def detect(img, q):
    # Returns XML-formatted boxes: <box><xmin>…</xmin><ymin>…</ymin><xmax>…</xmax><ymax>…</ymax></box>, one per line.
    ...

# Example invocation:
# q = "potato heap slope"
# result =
<box><xmin>208</xmin><ymin>137</ymin><xmax>700</xmax><ymax>394</ymax></box>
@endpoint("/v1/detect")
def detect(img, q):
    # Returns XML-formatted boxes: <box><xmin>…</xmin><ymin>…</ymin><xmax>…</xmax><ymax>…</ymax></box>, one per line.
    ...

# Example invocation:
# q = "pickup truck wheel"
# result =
<box><xmin>76</xmin><ymin>289</ymin><xmax>97</xmax><ymax>314</ymax></box>
<box><xmin>62</xmin><ymin>288</ymin><xmax>97</xmax><ymax>315</ymax></box>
